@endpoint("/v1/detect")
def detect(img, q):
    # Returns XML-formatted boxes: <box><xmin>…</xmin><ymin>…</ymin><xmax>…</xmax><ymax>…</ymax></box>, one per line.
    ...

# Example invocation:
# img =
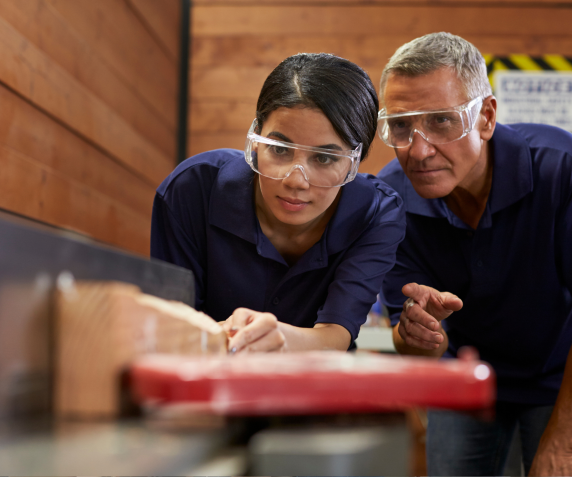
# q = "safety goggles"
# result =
<box><xmin>377</xmin><ymin>96</ymin><xmax>484</xmax><ymax>148</ymax></box>
<box><xmin>244</xmin><ymin>119</ymin><xmax>362</xmax><ymax>188</ymax></box>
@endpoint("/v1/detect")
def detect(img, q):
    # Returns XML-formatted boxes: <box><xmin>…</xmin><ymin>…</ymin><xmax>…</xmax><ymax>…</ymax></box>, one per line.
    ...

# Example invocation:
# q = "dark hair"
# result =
<box><xmin>256</xmin><ymin>53</ymin><xmax>379</xmax><ymax>161</ymax></box>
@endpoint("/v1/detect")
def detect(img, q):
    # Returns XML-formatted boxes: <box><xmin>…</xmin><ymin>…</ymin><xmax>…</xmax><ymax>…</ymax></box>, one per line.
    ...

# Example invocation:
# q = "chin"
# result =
<box><xmin>411</xmin><ymin>182</ymin><xmax>452</xmax><ymax>200</ymax></box>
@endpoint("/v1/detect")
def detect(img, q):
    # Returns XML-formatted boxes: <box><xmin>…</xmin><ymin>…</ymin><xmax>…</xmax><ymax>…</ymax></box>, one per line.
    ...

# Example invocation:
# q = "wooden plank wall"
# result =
<box><xmin>189</xmin><ymin>0</ymin><xmax>572</xmax><ymax>175</ymax></box>
<box><xmin>0</xmin><ymin>0</ymin><xmax>181</xmax><ymax>256</ymax></box>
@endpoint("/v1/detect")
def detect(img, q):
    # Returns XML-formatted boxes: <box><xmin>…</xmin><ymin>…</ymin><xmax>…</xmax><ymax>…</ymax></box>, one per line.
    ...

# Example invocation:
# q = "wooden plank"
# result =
<box><xmin>191</xmin><ymin>65</ymin><xmax>271</xmax><ymax>100</ymax></box>
<box><xmin>188</xmin><ymin>131</ymin><xmax>246</xmax><ymax>158</ymax></box>
<box><xmin>194</xmin><ymin>0</ymin><xmax>572</xmax><ymax>4</ymax></box>
<box><xmin>0</xmin><ymin>13</ymin><xmax>173</xmax><ymax>187</ymax></box>
<box><xmin>192</xmin><ymin>35</ymin><xmax>572</xmax><ymax>69</ymax></box>
<box><xmin>127</xmin><ymin>0</ymin><xmax>180</xmax><ymax>62</ymax></box>
<box><xmin>47</xmin><ymin>0</ymin><xmax>178</xmax><ymax>129</ymax></box>
<box><xmin>190</xmin><ymin>99</ymin><xmax>255</xmax><ymax>133</ymax></box>
<box><xmin>0</xmin><ymin>84</ymin><xmax>156</xmax><ymax>217</ymax></box>
<box><xmin>192</xmin><ymin>5</ymin><xmax>572</xmax><ymax>36</ymax></box>
<box><xmin>55</xmin><ymin>282</ymin><xmax>225</xmax><ymax>419</ymax></box>
<box><xmin>0</xmin><ymin>0</ymin><xmax>176</xmax><ymax>159</ymax></box>
<box><xmin>0</xmin><ymin>146</ymin><xmax>152</xmax><ymax>255</ymax></box>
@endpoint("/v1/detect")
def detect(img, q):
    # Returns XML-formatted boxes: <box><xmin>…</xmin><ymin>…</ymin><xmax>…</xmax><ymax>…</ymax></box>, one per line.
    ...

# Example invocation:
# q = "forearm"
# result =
<box><xmin>278</xmin><ymin>322</ymin><xmax>352</xmax><ymax>352</ymax></box>
<box><xmin>392</xmin><ymin>322</ymin><xmax>448</xmax><ymax>358</ymax></box>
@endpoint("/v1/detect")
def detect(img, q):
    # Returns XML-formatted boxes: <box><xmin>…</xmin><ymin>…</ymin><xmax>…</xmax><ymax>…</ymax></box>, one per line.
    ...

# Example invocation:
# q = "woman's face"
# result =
<box><xmin>255</xmin><ymin>107</ymin><xmax>348</xmax><ymax>228</ymax></box>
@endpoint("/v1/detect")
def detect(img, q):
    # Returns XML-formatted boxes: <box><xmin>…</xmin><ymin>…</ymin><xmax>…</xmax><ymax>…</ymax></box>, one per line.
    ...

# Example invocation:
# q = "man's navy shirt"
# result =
<box><xmin>151</xmin><ymin>149</ymin><xmax>406</xmax><ymax>341</ymax></box>
<box><xmin>378</xmin><ymin>123</ymin><xmax>572</xmax><ymax>404</ymax></box>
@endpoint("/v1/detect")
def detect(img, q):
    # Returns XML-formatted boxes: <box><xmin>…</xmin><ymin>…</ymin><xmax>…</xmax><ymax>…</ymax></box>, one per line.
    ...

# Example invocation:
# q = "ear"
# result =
<box><xmin>479</xmin><ymin>96</ymin><xmax>497</xmax><ymax>141</ymax></box>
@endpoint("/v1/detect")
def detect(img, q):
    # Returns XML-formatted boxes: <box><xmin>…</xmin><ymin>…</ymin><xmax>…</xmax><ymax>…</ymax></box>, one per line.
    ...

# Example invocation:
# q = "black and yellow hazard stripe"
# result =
<box><xmin>485</xmin><ymin>54</ymin><xmax>572</xmax><ymax>90</ymax></box>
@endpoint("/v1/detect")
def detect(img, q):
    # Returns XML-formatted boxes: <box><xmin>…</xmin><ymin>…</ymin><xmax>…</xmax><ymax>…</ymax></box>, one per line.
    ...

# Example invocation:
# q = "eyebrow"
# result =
<box><xmin>266</xmin><ymin>131</ymin><xmax>344</xmax><ymax>151</ymax></box>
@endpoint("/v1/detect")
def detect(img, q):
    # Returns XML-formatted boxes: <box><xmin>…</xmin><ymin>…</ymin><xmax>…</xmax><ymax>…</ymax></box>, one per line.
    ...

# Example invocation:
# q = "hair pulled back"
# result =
<box><xmin>256</xmin><ymin>53</ymin><xmax>379</xmax><ymax>161</ymax></box>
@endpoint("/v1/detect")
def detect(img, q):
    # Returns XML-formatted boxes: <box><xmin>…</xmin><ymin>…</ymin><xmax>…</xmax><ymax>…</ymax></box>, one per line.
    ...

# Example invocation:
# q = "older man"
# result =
<box><xmin>377</xmin><ymin>32</ymin><xmax>572</xmax><ymax>476</ymax></box>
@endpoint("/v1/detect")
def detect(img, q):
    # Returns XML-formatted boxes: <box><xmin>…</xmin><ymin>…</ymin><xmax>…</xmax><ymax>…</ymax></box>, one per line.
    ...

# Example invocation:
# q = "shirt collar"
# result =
<box><xmin>401</xmin><ymin>123</ymin><xmax>533</xmax><ymax>224</ymax></box>
<box><xmin>209</xmin><ymin>153</ymin><xmax>258</xmax><ymax>244</ymax></box>
<box><xmin>208</xmin><ymin>154</ymin><xmax>380</xmax><ymax>259</ymax></box>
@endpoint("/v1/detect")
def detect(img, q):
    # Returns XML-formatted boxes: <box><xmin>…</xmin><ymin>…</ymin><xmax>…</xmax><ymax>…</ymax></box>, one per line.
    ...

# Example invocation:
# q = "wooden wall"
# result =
<box><xmin>0</xmin><ymin>0</ymin><xmax>180</xmax><ymax>256</ymax></box>
<box><xmin>189</xmin><ymin>0</ymin><xmax>572</xmax><ymax>175</ymax></box>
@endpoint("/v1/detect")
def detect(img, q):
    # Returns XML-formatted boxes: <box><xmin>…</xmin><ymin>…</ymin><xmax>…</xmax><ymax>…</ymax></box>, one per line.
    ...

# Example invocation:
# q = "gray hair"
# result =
<box><xmin>379</xmin><ymin>32</ymin><xmax>492</xmax><ymax>106</ymax></box>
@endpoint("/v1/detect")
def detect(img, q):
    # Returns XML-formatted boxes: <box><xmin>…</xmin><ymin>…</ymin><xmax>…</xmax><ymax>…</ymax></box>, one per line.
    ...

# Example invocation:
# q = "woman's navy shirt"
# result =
<box><xmin>151</xmin><ymin>149</ymin><xmax>406</xmax><ymax>341</ymax></box>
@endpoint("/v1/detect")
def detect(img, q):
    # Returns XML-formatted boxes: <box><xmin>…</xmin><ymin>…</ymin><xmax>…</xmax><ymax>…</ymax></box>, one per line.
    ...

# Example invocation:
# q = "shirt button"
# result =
<box><xmin>477</xmin><ymin>259</ymin><xmax>483</xmax><ymax>267</ymax></box>
<box><xmin>272</xmin><ymin>297</ymin><xmax>280</xmax><ymax>305</ymax></box>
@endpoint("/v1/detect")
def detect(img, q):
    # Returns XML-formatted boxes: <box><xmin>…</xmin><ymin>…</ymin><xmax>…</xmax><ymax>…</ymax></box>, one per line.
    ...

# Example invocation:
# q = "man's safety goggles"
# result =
<box><xmin>244</xmin><ymin>119</ymin><xmax>362</xmax><ymax>188</ymax></box>
<box><xmin>377</xmin><ymin>96</ymin><xmax>484</xmax><ymax>148</ymax></box>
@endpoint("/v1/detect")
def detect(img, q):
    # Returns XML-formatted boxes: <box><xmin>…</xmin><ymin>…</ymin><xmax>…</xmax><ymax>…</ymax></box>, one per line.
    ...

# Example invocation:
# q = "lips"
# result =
<box><xmin>278</xmin><ymin>196</ymin><xmax>310</xmax><ymax>212</ymax></box>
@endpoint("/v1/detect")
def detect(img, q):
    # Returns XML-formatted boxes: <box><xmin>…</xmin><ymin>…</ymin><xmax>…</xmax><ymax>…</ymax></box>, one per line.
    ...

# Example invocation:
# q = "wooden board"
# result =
<box><xmin>0</xmin><ymin>0</ymin><xmax>176</xmax><ymax>159</ymax></box>
<box><xmin>127</xmin><ymin>0</ymin><xmax>180</xmax><ymax>62</ymax></box>
<box><xmin>0</xmin><ymin>14</ymin><xmax>173</xmax><ymax>187</ymax></box>
<box><xmin>47</xmin><ymin>0</ymin><xmax>178</xmax><ymax>129</ymax></box>
<box><xmin>55</xmin><ymin>281</ymin><xmax>226</xmax><ymax>419</ymax></box>
<box><xmin>0</xmin><ymin>145</ymin><xmax>152</xmax><ymax>255</ymax></box>
<box><xmin>0</xmin><ymin>83</ymin><xmax>156</xmax><ymax>217</ymax></box>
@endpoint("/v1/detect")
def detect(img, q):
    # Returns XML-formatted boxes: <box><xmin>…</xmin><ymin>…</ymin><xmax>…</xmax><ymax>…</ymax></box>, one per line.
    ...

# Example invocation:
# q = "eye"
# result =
<box><xmin>313</xmin><ymin>154</ymin><xmax>338</xmax><ymax>166</ymax></box>
<box><xmin>269</xmin><ymin>145</ymin><xmax>289</xmax><ymax>156</ymax></box>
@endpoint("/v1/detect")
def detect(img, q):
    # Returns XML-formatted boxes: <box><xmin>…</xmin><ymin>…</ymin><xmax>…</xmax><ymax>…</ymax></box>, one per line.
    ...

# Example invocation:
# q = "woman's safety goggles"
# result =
<box><xmin>377</xmin><ymin>96</ymin><xmax>484</xmax><ymax>148</ymax></box>
<box><xmin>245</xmin><ymin>119</ymin><xmax>362</xmax><ymax>188</ymax></box>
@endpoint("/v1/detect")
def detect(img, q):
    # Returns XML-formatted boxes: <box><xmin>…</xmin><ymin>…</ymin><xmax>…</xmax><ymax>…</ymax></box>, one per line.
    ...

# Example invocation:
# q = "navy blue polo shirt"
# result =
<box><xmin>151</xmin><ymin>149</ymin><xmax>406</xmax><ymax>342</ymax></box>
<box><xmin>378</xmin><ymin>123</ymin><xmax>572</xmax><ymax>404</ymax></box>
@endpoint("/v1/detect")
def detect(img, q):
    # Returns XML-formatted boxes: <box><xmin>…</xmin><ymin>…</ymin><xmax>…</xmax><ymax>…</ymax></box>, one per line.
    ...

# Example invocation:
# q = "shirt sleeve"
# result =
<box><xmin>315</xmin><ymin>191</ymin><xmax>406</xmax><ymax>341</ymax></box>
<box><xmin>150</xmin><ymin>162</ymin><xmax>216</xmax><ymax>311</ymax></box>
<box><xmin>556</xmin><ymin>155</ymin><xmax>572</xmax><ymax>295</ymax></box>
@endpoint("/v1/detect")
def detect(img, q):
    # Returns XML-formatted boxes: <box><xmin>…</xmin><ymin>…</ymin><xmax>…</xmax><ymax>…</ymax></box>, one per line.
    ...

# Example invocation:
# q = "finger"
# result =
<box><xmin>402</xmin><ymin>282</ymin><xmax>428</xmax><ymax>303</ymax></box>
<box><xmin>437</xmin><ymin>292</ymin><xmax>463</xmax><ymax>312</ymax></box>
<box><xmin>405</xmin><ymin>303</ymin><xmax>440</xmax><ymax>332</ymax></box>
<box><xmin>227</xmin><ymin>307</ymin><xmax>257</xmax><ymax>327</ymax></box>
<box><xmin>228</xmin><ymin>313</ymin><xmax>278</xmax><ymax>352</ymax></box>
<box><xmin>398</xmin><ymin>321</ymin><xmax>441</xmax><ymax>350</ymax></box>
<box><xmin>401</xmin><ymin>312</ymin><xmax>443</xmax><ymax>343</ymax></box>
<box><xmin>236</xmin><ymin>328</ymin><xmax>286</xmax><ymax>353</ymax></box>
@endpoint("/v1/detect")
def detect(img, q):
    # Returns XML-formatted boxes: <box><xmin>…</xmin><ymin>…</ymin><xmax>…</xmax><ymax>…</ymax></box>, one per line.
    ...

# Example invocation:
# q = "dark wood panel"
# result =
<box><xmin>47</xmin><ymin>0</ymin><xmax>178</xmax><ymax>129</ymax></box>
<box><xmin>0</xmin><ymin>14</ymin><xmax>172</xmax><ymax>187</ymax></box>
<box><xmin>0</xmin><ymin>146</ymin><xmax>151</xmax><ymax>255</ymax></box>
<box><xmin>0</xmin><ymin>84</ymin><xmax>156</xmax><ymax>217</ymax></box>
<box><xmin>0</xmin><ymin>0</ymin><xmax>176</xmax><ymax>159</ymax></box>
<box><xmin>127</xmin><ymin>0</ymin><xmax>180</xmax><ymax>62</ymax></box>
<box><xmin>193</xmin><ymin>5</ymin><xmax>572</xmax><ymax>36</ymax></box>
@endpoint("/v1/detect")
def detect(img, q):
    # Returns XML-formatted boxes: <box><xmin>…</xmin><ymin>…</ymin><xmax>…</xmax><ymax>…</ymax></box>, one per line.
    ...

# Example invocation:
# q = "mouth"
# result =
<box><xmin>410</xmin><ymin>168</ymin><xmax>446</xmax><ymax>178</ymax></box>
<box><xmin>278</xmin><ymin>196</ymin><xmax>310</xmax><ymax>212</ymax></box>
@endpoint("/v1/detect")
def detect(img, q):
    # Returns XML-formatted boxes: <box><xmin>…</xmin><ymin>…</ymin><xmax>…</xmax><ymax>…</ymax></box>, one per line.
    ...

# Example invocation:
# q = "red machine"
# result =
<box><xmin>130</xmin><ymin>351</ymin><xmax>495</xmax><ymax>415</ymax></box>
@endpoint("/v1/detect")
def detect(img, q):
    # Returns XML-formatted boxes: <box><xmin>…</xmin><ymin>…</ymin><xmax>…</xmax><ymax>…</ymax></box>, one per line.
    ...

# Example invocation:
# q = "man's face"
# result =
<box><xmin>382</xmin><ymin>68</ymin><xmax>494</xmax><ymax>199</ymax></box>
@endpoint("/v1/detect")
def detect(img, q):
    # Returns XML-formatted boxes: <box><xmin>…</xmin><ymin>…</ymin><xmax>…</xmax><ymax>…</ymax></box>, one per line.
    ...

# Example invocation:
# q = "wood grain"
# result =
<box><xmin>0</xmin><ymin>144</ymin><xmax>152</xmax><ymax>255</ymax></box>
<box><xmin>127</xmin><ymin>0</ymin><xmax>180</xmax><ymax>62</ymax></box>
<box><xmin>0</xmin><ymin>0</ymin><xmax>176</xmax><ymax>159</ymax></box>
<box><xmin>55</xmin><ymin>282</ymin><xmax>226</xmax><ymax>419</ymax></box>
<box><xmin>0</xmin><ymin>13</ymin><xmax>172</xmax><ymax>187</ymax></box>
<box><xmin>46</xmin><ymin>0</ymin><xmax>178</xmax><ymax>129</ymax></box>
<box><xmin>192</xmin><ymin>5</ymin><xmax>572</xmax><ymax>37</ymax></box>
<box><xmin>0</xmin><ymin>77</ymin><xmax>156</xmax><ymax>217</ymax></box>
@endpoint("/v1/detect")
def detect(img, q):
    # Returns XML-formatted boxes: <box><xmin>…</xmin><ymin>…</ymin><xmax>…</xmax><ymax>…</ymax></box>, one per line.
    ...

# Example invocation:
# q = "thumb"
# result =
<box><xmin>438</xmin><ymin>292</ymin><xmax>463</xmax><ymax>312</ymax></box>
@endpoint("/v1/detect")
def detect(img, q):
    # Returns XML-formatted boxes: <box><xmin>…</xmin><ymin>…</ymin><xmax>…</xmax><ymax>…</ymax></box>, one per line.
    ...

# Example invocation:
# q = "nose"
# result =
<box><xmin>282</xmin><ymin>164</ymin><xmax>310</xmax><ymax>189</ymax></box>
<box><xmin>408</xmin><ymin>129</ymin><xmax>436</xmax><ymax>161</ymax></box>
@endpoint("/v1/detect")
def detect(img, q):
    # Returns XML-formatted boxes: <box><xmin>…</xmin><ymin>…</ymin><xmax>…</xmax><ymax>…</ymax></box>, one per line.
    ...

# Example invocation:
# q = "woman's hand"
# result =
<box><xmin>223</xmin><ymin>308</ymin><xmax>287</xmax><ymax>353</ymax></box>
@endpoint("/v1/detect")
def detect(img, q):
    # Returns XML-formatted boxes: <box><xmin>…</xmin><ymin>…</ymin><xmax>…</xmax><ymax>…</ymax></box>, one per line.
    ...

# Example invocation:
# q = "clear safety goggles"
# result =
<box><xmin>244</xmin><ymin>119</ymin><xmax>362</xmax><ymax>188</ymax></box>
<box><xmin>377</xmin><ymin>96</ymin><xmax>484</xmax><ymax>148</ymax></box>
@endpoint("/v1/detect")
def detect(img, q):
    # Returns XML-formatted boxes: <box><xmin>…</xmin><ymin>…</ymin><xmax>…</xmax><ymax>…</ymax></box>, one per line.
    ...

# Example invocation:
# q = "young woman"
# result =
<box><xmin>151</xmin><ymin>53</ymin><xmax>405</xmax><ymax>353</ymax></box>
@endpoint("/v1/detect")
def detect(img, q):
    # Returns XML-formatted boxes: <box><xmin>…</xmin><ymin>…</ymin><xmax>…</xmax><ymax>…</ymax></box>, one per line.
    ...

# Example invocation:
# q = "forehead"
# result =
<box><xmin>383</xmin><ymin>68</ymin><xmax>469</xmax><ymax>114</ymax></box>
<box><xmin>260</xmin><ymin>106</ymin><xmax>347</xmax><ymax>148</ymax></box>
